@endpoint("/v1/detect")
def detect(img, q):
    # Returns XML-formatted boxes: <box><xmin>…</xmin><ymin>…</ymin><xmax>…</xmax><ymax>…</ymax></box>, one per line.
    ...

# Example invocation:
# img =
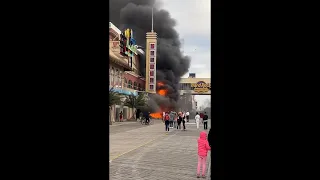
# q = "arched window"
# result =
<box><xmin>138</xmin><ymin>83</ymin><xmax>141</xmax><ymax>91</ymax></box>
<box><xmin>128</xmin><ymin>80</ymin><xmax>132</xmax><ymax>89</ymax></box>
<box><xmin>134</xmin><ymin>82</ymin><xmax>137</xmax><ymax>90</ymax></box>
<box><xmin>111</xmin><ymin>67</ymin><xmax>114</xmax><ymax>85</ymax></box>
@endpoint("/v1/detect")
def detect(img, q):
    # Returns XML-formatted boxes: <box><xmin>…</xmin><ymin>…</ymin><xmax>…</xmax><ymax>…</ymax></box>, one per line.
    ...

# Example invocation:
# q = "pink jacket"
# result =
<box><xmin>198</xmin><ymin>131</ymin><xmax>211</xmax><ymax>157</ymax></box>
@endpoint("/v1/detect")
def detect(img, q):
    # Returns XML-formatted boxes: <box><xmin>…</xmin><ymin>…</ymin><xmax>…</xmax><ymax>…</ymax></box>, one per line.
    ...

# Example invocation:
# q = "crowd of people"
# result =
<box><xmin>162</xmin><ymin>110</ymin><xmax>209</xmax><ymax>132</ymax></box>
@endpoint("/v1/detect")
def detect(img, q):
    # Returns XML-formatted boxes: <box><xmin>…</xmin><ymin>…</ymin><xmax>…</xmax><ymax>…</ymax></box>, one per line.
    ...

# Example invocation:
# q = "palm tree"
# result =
<box><xmin>124</xmin><ymin>92</ymin><xmax>147</xmax><ymax>120</ymax></box>
<box><xmin>109</xmin><ymin>87</ymin><xmax>123</xmax><ymax>125</ymax></box>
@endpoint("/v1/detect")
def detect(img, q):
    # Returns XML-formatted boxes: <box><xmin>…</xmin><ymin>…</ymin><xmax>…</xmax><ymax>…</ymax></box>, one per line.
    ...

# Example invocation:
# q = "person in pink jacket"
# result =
<box><xmin>197</xmin><ymin>131</ymin><xmax>211</xmax><ymax>178</ymax></box>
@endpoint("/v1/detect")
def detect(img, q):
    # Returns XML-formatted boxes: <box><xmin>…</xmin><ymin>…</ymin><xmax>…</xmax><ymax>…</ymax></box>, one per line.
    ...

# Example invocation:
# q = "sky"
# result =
<box><xmin>159</xmin><ymin>0</ymin><xmax>211</xmax><ymax>108</ymax></box>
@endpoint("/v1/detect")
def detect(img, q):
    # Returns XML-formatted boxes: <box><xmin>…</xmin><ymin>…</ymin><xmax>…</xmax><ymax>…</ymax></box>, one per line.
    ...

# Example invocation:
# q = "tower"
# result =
<box><xmin>145</xmin><ymin>8</ymin><xmax>157</xmax><ymax>93</ymax></box>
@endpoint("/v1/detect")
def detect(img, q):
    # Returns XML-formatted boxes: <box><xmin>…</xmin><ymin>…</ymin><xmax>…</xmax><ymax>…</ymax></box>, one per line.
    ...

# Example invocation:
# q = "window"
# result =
<box><xmin>150</xmin><ymin>85</ymin><xmax>154</xmax><ymax>90</ymax></box>
<box><xmin>128</xmin><ymin>80</ymin><xmax>132</xmax><ymax>88</ymax></box>
<box><xmin>150</xmin><ymin>64</ymin><xmax>154</xmax><ymax>69</ymax></box>
<box><xmin>150</xmin><ymin>71</ymin><xmax>154</xmax><ymax>76</ymax></box>
<box><xmin>150</xmin><ymin>78</ymin><xmax>154</xmax><ymax>83</ymax></box>
<box><xmin>150</xmin><ymin>51</ymin><xmax>154</xmax><ymax>56</ymax></box>
<box><xmin>150</xmin><ymin>44</ymin><xmax>155</xmax><ymax>49</ymax></box>
<box><xmin>150</xmin><ymin>57</ymin><xmax>154</xmax><ymax>62</ymax></box>
<box><xmin>134</xmin><ymin>82</ymin><xmax>137</xmax><ymax>90</ymax></box>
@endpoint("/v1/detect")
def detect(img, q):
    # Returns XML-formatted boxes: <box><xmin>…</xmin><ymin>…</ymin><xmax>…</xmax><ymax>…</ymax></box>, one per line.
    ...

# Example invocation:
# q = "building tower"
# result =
<box><xmin>145</xmin><ymin>8</ymin><xmax>157</xmax><ymax>93</ymax></box>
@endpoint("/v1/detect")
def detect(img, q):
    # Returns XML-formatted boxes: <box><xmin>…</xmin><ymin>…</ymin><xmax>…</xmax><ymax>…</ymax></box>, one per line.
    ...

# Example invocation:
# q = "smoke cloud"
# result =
<box><xmin>109</xmin><ymin>0</ymin><xmax>191</xmax><ymax>112</ymax></box>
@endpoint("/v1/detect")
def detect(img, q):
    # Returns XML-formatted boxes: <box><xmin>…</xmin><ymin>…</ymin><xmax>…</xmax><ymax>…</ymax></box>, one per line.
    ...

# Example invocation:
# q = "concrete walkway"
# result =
<box><xmin>110</xmin><ymin>119</ymin><xmax>211</xmax><ymax>180</ymax></box>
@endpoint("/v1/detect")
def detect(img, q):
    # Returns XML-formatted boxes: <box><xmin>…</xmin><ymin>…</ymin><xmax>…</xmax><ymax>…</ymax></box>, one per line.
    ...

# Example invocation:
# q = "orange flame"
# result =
<box><xmin>158</xmin><ymin>89</ymin><xmax>167</xmax><ymax>96</ymax></box>
<box><xmin>150</xmin><ymin>112</ymin><xmax>163</xmax><ymax>119</ymax></box>
<box><xmin>149</xmin><ymin>81</ymin><xmax>169</xmax><ymax>119</ymax></box>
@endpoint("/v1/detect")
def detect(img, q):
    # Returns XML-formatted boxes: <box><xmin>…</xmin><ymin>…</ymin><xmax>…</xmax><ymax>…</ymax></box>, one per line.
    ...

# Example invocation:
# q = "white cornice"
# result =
<box><xmin>109</xmin><ymin>22</ymin><xmax>121</xmax><ymax>35</ymax></box>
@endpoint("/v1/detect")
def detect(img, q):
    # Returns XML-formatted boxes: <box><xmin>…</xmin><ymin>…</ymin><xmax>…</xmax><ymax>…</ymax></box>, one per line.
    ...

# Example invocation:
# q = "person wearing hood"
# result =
<box><xmin>197</xmin><ymin>131</ymin><xmax>211</xmax><ymax>178</ymax></box>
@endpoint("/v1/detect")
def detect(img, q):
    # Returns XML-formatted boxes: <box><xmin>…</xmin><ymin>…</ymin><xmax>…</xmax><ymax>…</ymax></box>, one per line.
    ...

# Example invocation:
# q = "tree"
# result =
<box><xmin>124</xmin><ymin>92</ymin><xmax>147</xmax><ymax>119</ymax></box>
<box><xmin>109</xmin><ymin>87</ymin><xmax>123</xmax><ymax>125</ymax></box>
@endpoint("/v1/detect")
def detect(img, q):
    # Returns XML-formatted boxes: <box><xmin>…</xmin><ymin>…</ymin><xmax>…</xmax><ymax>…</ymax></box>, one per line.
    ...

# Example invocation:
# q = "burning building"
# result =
<box><xmin>110</xmin><ymin>0</ymin><xmax>191</xmax><ymax>115</ymax></box>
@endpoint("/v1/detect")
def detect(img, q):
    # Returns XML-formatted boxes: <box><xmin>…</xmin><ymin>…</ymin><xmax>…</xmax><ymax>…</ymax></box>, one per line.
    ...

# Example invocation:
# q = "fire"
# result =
<box><xmin>150</xmin><ymin>112</ymin><xmax>163</xmax><ymax>119</ymax></box>
<box><xmin>158</xmin><ymin>89</ymin><xmax>167</xmax><ymax>96</ymax></box>
<box><xmin>149</xmin><ymin>81</ymin><xmax>169</xmax><ymax>119</ymax></box>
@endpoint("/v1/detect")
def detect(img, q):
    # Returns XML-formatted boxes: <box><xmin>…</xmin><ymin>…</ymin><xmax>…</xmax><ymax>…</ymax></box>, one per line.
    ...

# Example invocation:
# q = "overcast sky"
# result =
<box><xmin>159</xmin><ymin>0</ymin><xmax>211</xmax><ymax>108</ymax></box>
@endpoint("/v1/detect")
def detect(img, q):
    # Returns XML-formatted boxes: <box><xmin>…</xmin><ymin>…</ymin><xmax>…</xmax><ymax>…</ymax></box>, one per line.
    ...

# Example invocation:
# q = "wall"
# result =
<box><xmin>123</xmin><ymin>72</ymin><xmax>145</xmax><ymax>91</ymax></box>
<box><xmin>109</xmin><ymin>63</ymin><xmax>124</xmax><ymax>87</ymax></box>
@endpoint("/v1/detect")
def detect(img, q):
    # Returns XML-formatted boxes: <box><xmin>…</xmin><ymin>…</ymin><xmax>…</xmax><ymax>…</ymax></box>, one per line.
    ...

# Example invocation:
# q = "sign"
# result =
<box><xmin>191</xmin><ymin>81</ymin><xmax>210</xmax><ymax>93</ymax></box>
<box><xmin>124</xmin><ymin>29</ymin><xmax>137</xmax><ymax>57</ymax></box>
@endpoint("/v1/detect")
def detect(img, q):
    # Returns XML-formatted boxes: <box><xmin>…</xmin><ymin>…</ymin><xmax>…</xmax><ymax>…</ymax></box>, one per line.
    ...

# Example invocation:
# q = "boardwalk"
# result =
<box><xmin>110</xmin><ymin>119</ymin><xmax>211</xmax><ymax>180</ymax></box>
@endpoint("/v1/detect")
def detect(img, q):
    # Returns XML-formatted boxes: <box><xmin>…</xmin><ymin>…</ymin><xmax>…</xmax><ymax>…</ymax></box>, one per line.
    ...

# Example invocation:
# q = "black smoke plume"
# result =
<box><xmin>109</xmin><ymin>0</ymin><xmax>191</xmax><ymax>112</ymax></box>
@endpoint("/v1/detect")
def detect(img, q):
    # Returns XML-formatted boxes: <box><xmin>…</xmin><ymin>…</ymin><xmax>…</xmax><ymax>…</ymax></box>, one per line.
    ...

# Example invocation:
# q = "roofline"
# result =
<box><xmin>109</xmin><ymin>22</ymin><xmax>121</xmax><ymax>35</ymax></box>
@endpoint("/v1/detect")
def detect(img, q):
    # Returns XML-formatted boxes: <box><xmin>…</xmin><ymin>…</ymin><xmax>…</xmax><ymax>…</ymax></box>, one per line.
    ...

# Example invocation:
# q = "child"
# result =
<box><xmin>197</xmin><ymin>131</ymin><xmax>211</xmax><ymax>178</ymax></box>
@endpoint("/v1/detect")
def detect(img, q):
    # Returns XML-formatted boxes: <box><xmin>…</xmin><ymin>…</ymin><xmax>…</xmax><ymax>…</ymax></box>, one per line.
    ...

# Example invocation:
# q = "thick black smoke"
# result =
<box><xmin>110</xmin><ymin>0</ymin><xmax>191</xmax><ymax>112</ymax></box>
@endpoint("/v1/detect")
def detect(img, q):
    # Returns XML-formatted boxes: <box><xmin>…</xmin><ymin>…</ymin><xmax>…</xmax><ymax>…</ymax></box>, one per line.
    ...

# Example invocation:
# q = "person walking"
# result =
<box><xmin>182</xmin><ymin>111</ymin><xmax>186</xmax><ymax>131</ymax></box>
<box><xmin>119</xmin><ymin>111</ymin><xmax>123</xmax><ymax>122</ymax></box>
<box><xmin>200</xmin><ymin>112</ymin><xmax>204</xmax><ymax>122</ymax></box>
<box><xmin>186</xmin><ymin>110</ymin><xmax>190</xmax><ymax>122</ymax></box>
<box><xmin>164</xmin><ymin>112</ymin><xmax>170</xmax><ymax>131</ymax></box>
<box><xmin>195</xmin><ymin>112</ymin><xmax>200</xmax><ymax>130</ymax></box>
<box><xmin>203</xmin><ymin>112</ymin><xmax>209</xmax><ymax>130</ymax></box>
<box><xmin>173</xmin><ymin>112</ymin><xmax>178</xmax><ymax>128</ymax></box>
<box><xmin>169</xmin><ymin>111</ymin><xmax>174</xmax><ymax>128</ymax></box>
<box><xmin>196</xmin><ymin>131</ymin><xmax>211</xmax><ymax>178</ymax></box>
<box><xmin>144</xmin><ymin>111</ymin><xmax>150</xmax><ymax>125</ymax></box>
<box><xmin>177</xmin><ymin>112</ymin><xmax>182</xmax><ymax>130</ymax></box>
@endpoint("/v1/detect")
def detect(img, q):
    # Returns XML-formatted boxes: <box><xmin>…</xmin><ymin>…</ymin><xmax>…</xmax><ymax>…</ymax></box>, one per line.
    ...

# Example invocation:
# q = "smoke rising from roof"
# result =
<box><xmin>109</xmin><ymin>0</ymin><xmax>191</xmax><ymax>112</ymax></box>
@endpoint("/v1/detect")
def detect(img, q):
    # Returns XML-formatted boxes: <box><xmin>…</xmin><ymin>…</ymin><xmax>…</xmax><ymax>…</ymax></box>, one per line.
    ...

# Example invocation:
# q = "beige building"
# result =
<box><xmin>109</xmin><ymin>22</ymin><xmax>145</xmax><ymax>123</ymax></box>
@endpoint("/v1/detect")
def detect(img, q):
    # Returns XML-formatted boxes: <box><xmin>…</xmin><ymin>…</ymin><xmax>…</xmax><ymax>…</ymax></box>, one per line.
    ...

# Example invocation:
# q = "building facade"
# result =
<box><xmin>109</xmin><ymin>22</ymin><xmax>145</xmax><ymax>123</ymax></box>
<box><xmin>145</xmin><ymin>30</ymin><xmax>157</xmax><ymax>93</ymax></box>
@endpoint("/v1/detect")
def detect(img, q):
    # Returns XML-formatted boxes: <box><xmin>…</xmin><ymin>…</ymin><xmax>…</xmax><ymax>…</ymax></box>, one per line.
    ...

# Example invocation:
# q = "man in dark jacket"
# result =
<box><xmin>203</xmin><ymin>112</ymin><xmax>209</xmax><ymax>130</ymax></box>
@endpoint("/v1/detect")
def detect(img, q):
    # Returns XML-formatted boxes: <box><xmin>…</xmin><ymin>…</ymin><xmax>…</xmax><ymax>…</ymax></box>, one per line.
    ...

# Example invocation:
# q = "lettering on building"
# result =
<box><xmin>191</xmin><ymin>81</ymin><xmax>210</xmax><ymax>93</ymax></box>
